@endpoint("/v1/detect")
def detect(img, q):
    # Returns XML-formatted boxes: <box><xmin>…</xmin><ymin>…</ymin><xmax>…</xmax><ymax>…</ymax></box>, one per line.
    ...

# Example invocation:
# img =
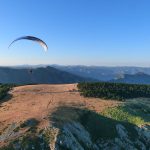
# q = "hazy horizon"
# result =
<box><xmin>1</xmin><ymin>64</ymin><xmax>150</xmax><ymax>68</ymax></box>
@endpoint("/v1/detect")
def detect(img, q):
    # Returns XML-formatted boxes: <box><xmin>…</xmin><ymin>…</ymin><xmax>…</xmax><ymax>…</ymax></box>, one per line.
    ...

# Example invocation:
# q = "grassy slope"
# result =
<box><xmin>102</xmin><ymin>98</ymin><xmax>150</xmax><ymax>126</ymax></box>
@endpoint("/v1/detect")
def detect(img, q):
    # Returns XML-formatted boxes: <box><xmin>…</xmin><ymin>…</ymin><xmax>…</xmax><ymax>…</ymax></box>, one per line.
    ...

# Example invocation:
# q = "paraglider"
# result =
<box><xmin>9</xmin><ymin>36</ymin><xmax>48</xmax><ymax>75</ymax></box>
<box><xmin>28</xmin><ymin>69</ymin><xmax>33</xmax><ymax>74</ymax></box>
<box><xmin>8</xmin><ymin>36</ymin><xmax>48</xmax><ymax>51</ymax></box>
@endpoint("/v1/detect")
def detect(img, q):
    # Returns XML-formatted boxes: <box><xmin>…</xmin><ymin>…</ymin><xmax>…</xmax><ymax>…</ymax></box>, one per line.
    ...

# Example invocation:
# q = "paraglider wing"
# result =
<box><xmin>9</xmin><ymin>36</ymin><xmax>48</xmax><ymax>51</ymax></box>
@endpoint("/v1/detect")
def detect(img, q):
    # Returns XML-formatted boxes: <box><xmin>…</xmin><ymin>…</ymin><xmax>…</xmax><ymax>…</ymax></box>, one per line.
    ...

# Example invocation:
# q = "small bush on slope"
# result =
<box><xmin>0</xmin><ymin>84</ymin><xmax>14</xmax><ymax>101</ymax></box>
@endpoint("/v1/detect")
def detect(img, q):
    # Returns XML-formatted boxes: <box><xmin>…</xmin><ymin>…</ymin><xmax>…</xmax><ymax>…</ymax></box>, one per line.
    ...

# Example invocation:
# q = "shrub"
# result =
<box><xmin>0</xmin><ymin>84</ymin><xmax>14</xmax><ymax>101</ymax></box>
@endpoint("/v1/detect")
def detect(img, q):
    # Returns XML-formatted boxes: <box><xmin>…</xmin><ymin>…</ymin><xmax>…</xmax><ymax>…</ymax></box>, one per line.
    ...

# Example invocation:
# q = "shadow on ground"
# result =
<box><xmin>50</xmin><ymin>105</ymin><xmax>138</xmax><ymax>143</ymax></box>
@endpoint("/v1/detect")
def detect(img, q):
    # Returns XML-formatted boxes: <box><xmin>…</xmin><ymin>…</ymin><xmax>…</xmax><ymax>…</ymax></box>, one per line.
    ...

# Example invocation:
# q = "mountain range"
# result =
<box><xmin>52</xmin><ymin>65</ymin><xmax>150</xmax><ymax>81</ymax></box>
<box><xmin>1</xmin><ymin>65</ymin><xmax>150</xmax><ymax>84</ymax></box>
<box><xmin>0</xmin><ymin>66</ymin><xmax>94</xmax><ymax>84</ymax></box>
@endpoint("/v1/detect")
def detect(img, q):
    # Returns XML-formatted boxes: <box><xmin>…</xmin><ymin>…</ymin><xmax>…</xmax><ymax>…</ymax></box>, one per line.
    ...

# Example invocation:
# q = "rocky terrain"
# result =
<box><xmin>0</xmin><ymin>84</ymin><xmax>149</xmax><ymax>150</ymax></box>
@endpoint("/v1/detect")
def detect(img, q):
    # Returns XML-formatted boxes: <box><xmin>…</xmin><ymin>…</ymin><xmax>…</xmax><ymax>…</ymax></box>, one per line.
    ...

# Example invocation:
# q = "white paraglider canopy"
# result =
<box><xmin>9</xmin><ymin>36</ymin><xmax>48</xmax><ymax>52</ymax></box>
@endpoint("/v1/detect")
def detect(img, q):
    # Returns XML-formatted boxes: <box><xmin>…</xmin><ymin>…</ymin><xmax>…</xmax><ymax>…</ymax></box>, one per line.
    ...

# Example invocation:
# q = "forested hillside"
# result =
<box><xmin>78</xmin><ymin>82</ymin><xmax>150</xmax><ymax>100</ymax></box>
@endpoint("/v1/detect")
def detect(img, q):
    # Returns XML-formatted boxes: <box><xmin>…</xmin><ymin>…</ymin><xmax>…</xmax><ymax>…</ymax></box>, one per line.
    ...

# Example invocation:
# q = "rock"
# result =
<box><xmin>135</xmin><ymin>140</ymin><xmax>146</xmax><ymax>150</ymax></box>
<box><xmin>55</xmin><ymin>122</ymin><xmax>99</xmax><ymax>150</ymax></box>
<box><xmin>1</xmin><ymin>121</ymin><xmax>150</xmax><ymax>150</ymax></box>
<box><xmin>135</xmin><ymin>124</ymin><xmax>150</xmax><ymax>148</ymax></box>
<box><xmin>116</xmin><ymin>124</ymin><xmax>128</xmax><ymax>139</ymax></box>
<box><xmin>0</xmin><ymin>122</ymin><xmax>19</xmax><ymax>142</ymax></box>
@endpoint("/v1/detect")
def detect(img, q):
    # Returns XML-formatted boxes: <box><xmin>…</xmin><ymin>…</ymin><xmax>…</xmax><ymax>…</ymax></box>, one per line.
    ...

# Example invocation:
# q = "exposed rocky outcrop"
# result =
<box><xmin>0</xmin><ymin>119</ymin><xmax>150</xmax><ymax>150</ymax></box>
<box><xmin>52</xmin><ymin>122</ymin><xmax>150</xmax><ymax>150</ymax></box>
<box><xmin>54</xmin><ymin>122</ymin><xmax>98</xmax><ymax>150</ymax></box>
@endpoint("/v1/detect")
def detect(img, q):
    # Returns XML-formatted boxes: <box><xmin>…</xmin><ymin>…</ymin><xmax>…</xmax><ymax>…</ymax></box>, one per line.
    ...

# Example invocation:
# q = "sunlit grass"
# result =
<box><xmin>102</xmin><ymin>106</ymin><xmax>145</xmax><ymax>126</ymax></box>
<box><xmin>102</xmin><ymin>98</ymin><xmax>150</xmax><ymax>126</ymax></box>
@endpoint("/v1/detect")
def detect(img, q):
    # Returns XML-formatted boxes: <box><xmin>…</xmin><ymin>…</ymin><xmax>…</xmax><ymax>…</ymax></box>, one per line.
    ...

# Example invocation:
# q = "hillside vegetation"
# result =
<box><xmin>78</xmin><ymin>82</ymin><xmax>150</xmax><ymax>100</ymax></box>
<box><xmin>0</xmin><ymin>84</ymin><xmax>13</xmax><ymax>101</ymax></box>
<box><xmin>102</xmin><ymin>98</ymin><xmax>150</xmax><ymax>126</ymax></box>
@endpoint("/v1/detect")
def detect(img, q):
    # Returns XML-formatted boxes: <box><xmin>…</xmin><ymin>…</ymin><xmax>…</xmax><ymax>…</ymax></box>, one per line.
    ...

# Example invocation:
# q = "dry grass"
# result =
<box><xmin>0</xmin><ymin>84</ymin><xmax>119</xmax><ymax>146</ymax></box>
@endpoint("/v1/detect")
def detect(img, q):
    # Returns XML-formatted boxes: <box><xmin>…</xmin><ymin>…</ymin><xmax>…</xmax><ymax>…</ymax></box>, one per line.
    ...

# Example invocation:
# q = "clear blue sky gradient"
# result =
<box><xmin>0</xmin><ymin>0</ymin><xmax>150</xmax><ymax>66</ymax></box>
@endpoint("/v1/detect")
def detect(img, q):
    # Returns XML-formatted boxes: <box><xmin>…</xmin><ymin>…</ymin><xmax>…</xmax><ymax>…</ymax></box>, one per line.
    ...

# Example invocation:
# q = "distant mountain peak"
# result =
<box><xmin>111</xmin><ymin>72</ymin><xmax>150</xmax><ymax>85</ymax></box>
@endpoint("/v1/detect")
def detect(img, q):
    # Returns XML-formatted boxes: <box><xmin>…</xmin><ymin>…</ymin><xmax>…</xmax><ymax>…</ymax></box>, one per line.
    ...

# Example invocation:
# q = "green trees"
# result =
<box><xmin>0</xmin><ymin>84</ymin><xmax>13</xmax><ymax>100</ymax></box>
<box><xmin>78</xmin><ymin>82</ymin><xmax>150</xmax><ymax>100</ymax></box>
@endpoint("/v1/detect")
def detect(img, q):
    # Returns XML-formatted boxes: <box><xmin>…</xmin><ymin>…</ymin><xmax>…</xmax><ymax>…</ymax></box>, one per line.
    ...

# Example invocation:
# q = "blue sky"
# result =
<box><xmin>0</xmin><ymin>0</ymin><xmax>150</xmax><ymax>66</ymax></box>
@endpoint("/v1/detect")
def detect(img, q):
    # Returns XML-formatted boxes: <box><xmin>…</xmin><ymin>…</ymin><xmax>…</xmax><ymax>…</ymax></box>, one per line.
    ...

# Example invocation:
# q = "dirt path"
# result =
<box><xmin>47</xmin><ymin>95</ymin><xmax>54</xmax><ymax>109</ymax></box>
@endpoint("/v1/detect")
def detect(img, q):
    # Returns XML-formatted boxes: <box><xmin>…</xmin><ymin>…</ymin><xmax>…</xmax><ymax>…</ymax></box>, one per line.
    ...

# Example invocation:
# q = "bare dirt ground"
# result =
<box><xmin>0</xmin><ymin>84</ymin><xmax>119</xmax><ymax>135</ymax></box>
